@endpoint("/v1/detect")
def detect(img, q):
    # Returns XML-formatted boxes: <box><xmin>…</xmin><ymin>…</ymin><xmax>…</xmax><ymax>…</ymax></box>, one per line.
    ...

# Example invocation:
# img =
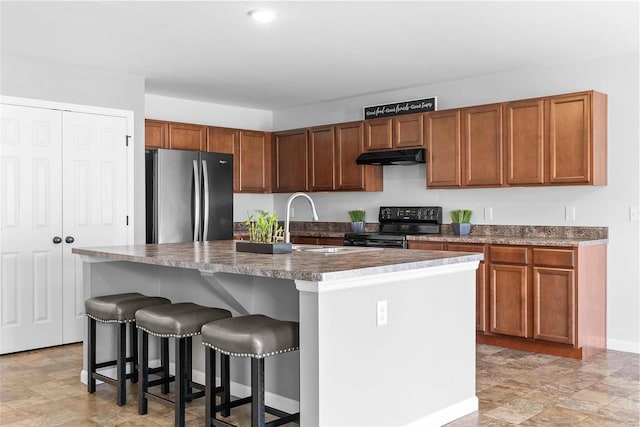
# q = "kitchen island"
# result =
<box><xmin>73</xmin><ymin>240</ymin><xmax>483</xmax><ymax>426</ymax></box>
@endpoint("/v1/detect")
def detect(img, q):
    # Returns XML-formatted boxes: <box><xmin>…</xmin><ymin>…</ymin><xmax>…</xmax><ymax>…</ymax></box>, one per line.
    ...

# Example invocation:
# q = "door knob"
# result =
<box><xmin>65</xmin><ymin>236</ymin><xmax>75</xmax><ymax>244</ymax></box>
<box><xmin>53</xmin><ymin>236</ymin><xmax>62</xmax><ymax>244</ymax></box>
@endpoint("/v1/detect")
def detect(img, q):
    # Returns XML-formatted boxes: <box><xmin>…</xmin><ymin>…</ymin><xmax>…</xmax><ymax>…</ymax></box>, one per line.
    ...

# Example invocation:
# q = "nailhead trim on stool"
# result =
<box><xmin>201</xmin><ymin>314</ymin><xmax>301</xmax><ymax>427</ymax></box>
<box><xmin>84</xmin><ymin>293</ymin><xmax>171</xmax><ymax>406</ymax></box>
<box><xmin>135</xmin><ymin>302</ymin><xmax>232</xmax><ymax>427</ymax></box>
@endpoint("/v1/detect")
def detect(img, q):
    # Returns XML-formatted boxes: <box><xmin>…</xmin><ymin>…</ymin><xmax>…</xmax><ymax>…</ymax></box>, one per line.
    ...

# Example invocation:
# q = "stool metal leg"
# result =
<box><xmin>161</xmin><ymin>337</ymin><xmax>170</xmax><ymax>394</ymax></box>
<box><xmin>175</xmin><ymin>337</ymin><xmax>187</xmax><ymax>427</ymax></box>
<box><xmin>186</xmin><ymin>336</ymin><xmax>193</xmax><ymax>401</ymax></box>
<box><xmin>138</xmin><ymin>329</ymin><xmax>149</xmax><ymax>415</ymax></box>
<box><xmin>87</xmin><ymin>317</ymin><xmax>96</xmax><ymax>393</ymax></box>
<box><xmin>205</xmin><ymin>347</ymin><xmax>216</xmax><ymax>427</ymax></box>
<box><xmin>221</xmin><ymin>353</ymin><xmax>231</xmax><ymax>417</ymax></box>
<box><xmin>116</xmin><ymin>322</ymin><xmax>127</xmax><ymax>406</ymax></box>
<box><xmin>251</xmin><ymin>358</ymin><xmax>265</xmax><ymax>427</ymax></box>
<box><xmin>130</xmin><ymin>322</ymin><xmax>138</xmax><ymax>383</ymax></box>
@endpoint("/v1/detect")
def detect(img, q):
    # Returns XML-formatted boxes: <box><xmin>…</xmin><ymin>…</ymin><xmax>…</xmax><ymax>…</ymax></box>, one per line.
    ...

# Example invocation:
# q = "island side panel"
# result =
<box><xmin>298</xmin><ymin>265</ymin><xmax>478</xmax><ymax>426</ymax></box>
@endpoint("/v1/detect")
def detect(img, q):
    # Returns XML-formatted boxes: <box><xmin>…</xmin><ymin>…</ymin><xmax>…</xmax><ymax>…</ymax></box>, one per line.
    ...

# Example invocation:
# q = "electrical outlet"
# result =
<box><xmin>484</xmin><ymin>206</ymin><xmax>493</xmax><ymax>220</ymax></box>
<box><xmin>565</xmin><ymin>206</ymin><xmax>576</xmax><ymax>221</ymax></box>
<box><xmin>376</xmin><ymin>300</ymin><xmax>387</xmax><ymax>326</ymax></box>
<box><xmin>631</xmin><ymin>206</ymin><xmax>640</xmax><ymax>222</ymax></box>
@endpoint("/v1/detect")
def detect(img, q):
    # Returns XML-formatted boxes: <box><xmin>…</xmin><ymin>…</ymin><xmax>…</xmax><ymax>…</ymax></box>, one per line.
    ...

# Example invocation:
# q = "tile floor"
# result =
<box><xmin>0</xmin><ymin>343</ymin><xmax>638</xmax><ymax>426</ymax></box>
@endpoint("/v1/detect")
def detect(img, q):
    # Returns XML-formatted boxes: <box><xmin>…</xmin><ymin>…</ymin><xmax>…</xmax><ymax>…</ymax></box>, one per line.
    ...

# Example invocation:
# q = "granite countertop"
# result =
<box><xmin>72</xmin><ymin>240</ymin><xmax>483</xmax><ymax>282</ymax></box>
<box><xmin>237</xmin><ymin>223</ymin><xmax>609</xmax><ymax>247</ymax></box>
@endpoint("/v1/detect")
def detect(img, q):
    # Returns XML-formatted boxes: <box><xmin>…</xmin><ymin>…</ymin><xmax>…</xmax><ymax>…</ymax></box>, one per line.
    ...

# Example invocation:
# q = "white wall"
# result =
<box><xmin>0</xmin><ymin>54</ymin><xmax>147</xmax><ymax>243</ymax></box>
<box><xmin>272</xmin><ymin>52</ymin><xmax>640</xmax><ymax>352</ymax></box>
<box><xmin>145</xmin><ymin>94</ymin><xmax>275</xmax><ymax>221</ymax></box>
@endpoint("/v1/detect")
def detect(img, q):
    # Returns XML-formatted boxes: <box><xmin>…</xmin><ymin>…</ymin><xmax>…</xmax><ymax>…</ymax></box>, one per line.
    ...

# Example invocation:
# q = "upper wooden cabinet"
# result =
<box><xmin>462</xmin><ymin>103</ymin><xmax>504</xmax><ymax>187</ymax></box>
<box><xmin>207</xmin><ymin>127</ymin><xmax>271</xmax><ymax>193</ymax></box>
<box><xmin>167</xmin><ymin>122</ymin><xmax>206</xmax><ymax>151</ymax></box>
<box><xmin>335</xmin><ymin>122</ymin><xmax>382</xmax><ymax>191</ymax></box>
<box><xmin>365</xmin><ymin>113</ymin><xmax>424</xmax><ymax>151</ymax></box>
<box><xmin>145</xmin><ymin>120</ymin><xmax>168</xmax><ymax>149</ymax></box>
<box><xmin>272</xmin><ymin>130</ymin><xmax>309</xmax><ymax>193</ymax></box>
<box><xmin>547</xmin><ymin>92</ymin><xmax>607</xmax><ymax>185</ymax></box>
<box><xmin>283</xmin><ymin>123</ymin><xmax>383</xmax><ymax>193</ymax></box>
<box><xmin>505</xmin><ymin>99</ymin><xmax>545</xmax><ymax>185</ymax></box>
<box><xmin>504</xmin><ymin>91</ymin><xmax>607</xmax><ymax>186</ymax></box>
<box><xmin>309</xmin><ymin>126</ymin><xmax>336</xmax><ymax>191</ymax></box>
<box><xmin>425</xmin><ymin>110</ymin><xmax>462</xmax><ymax>188</ymax></box>
<box><xmin>427</xmin><ymin>90</ymin><xmax>606</xmax><ymax>189</ymax></box>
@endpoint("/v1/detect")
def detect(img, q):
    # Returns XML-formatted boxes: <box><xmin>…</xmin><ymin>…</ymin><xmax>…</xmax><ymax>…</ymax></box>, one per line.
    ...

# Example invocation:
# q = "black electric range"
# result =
<box><xmin>343</xmin><ymin>206</ymin><xmax>442</xmax><ymax>249</ymax></box>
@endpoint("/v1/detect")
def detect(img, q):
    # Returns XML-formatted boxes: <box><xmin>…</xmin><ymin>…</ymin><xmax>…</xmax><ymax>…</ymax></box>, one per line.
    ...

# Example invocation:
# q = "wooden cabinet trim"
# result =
<box><xmin>490</xmin><ymin>246</ymin><xmax>528</xmax><ymax>264</ymax></box>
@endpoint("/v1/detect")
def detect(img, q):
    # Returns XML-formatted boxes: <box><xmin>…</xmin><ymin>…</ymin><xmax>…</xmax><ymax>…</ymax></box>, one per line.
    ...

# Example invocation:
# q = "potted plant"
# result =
<box><xmin>450</xmin><ymin>209</ymin><xmax>472</xmax><ymax>236</ymax></box>
<box><xmin>236</xmin><ymin>210</ymin><xmax>292</xmax><ymax>254</ymax></box>
<box><xmin>348</xmin><ymin>209</ymin><xmax>366</xmax><ymax>233</ymax></box>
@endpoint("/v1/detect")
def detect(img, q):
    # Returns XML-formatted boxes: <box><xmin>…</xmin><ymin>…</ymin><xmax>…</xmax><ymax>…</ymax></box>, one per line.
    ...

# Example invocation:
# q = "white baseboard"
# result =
<box><xmin>80</xmin><ymin>359</ymin><xmax>300</xmax><ymax>414</ymax></box>
<box><xmin>607</xmin><ymin>338</ymin><xmax>640</xmax><ymax>354</ymax></box>
<box><xmin>405</xmin><ymin>396</ymin><xmax>478</xmax><ymax>427</ymax></box>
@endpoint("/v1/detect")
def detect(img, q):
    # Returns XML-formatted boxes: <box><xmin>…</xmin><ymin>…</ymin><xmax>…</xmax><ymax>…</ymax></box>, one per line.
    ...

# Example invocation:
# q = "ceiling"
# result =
<box><xmin>1</xmin><ymin>1</ymin><xmax>638</xmax><ymax>111</ymax></box>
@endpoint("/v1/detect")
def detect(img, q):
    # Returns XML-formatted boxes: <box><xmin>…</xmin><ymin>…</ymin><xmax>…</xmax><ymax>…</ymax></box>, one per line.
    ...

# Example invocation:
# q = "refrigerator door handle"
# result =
<box><xmin>193</xmin><ymin>159</ymin><xmax>201</xmax><ymax>241</ymax></box>
<box><xmin>202</xmin><ymin>160</ymin><xmax>210</xmax><ymax>241</ymax></box>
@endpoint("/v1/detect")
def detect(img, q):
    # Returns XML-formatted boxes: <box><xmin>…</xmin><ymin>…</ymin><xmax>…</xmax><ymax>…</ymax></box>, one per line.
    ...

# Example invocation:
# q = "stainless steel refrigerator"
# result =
<box><xmin>146</xmin><ymin>149</ymin><xmax>233</xmax><ymax>243</ymax></box>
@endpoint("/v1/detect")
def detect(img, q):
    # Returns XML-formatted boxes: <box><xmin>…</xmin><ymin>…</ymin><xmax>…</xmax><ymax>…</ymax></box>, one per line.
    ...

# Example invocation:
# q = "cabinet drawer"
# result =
<box><xmin>533</xmin><ymin>248</ymin><xmax>575</xmax><ymax>268</ymax></box>
<box><xmin>490</xmin><ymin>246</ymin><xmax>528</xmax><ymax>264</ymax></box>
<box><xmin>447</xmin><ymin>243</ymin><xmax>485</xmax><ymax>254</ymax></box>
<box><xmin>408</xmin><ymin>241</ymin><xmax>444</xmax><ymax>251</ymax></box>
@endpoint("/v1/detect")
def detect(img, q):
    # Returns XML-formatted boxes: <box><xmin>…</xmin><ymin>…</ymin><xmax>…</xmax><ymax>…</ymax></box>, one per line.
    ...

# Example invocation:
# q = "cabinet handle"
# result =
<box><xmin>53</xmin><ymin>236</ymin><xmax>62</xmax><ymax>244</ymax></box>
<box><xmin>65</xmin><ymin>236</ymin><xmax>75</xmax><ymax>244</ymax></box>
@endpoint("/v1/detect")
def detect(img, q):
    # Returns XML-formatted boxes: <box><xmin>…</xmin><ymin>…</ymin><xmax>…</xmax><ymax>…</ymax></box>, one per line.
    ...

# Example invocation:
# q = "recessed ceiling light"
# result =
<box><xmin>248</xmin><ymin>9</ymin><xmax>277</xmax><ymax>23</ymax></box>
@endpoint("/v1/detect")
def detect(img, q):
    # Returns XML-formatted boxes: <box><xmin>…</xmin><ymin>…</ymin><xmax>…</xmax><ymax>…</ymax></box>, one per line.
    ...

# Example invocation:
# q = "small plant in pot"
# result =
<box><xmin>237</xmin><ymin>210</ymin><xmax>292</xmax><ymax>253</ymax></box>
<box><xmin>450</xmin><ymin>209</ymin><xmax>472</xmax><ymax>236</ymax></box>
<box><xmin>348</xmin><ymin>209</ymin><xmax>366</xmax><ymax>233</ymax></box>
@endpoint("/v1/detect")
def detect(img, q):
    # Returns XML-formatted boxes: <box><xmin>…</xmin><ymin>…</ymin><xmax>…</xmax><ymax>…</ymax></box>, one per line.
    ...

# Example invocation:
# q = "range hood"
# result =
<box><xmin>355</xmin><ymin>148</ymin><xmax>425</xmax><ymax>166</ymax></box>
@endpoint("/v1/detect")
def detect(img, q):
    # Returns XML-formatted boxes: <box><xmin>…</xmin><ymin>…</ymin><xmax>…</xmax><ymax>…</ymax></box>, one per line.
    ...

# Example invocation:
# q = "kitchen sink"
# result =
<box><xmin>292</xmin><ymin>245</ymin><xmax>383</xmax><ymax>254</ymax></box>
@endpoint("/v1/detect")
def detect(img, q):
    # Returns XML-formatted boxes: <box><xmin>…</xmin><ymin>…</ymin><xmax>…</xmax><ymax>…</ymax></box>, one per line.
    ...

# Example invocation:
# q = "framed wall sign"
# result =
<box><xmin>364</xmin><ymin>97</ymin><xmax>437</xmax><ymax>119</ymax></box>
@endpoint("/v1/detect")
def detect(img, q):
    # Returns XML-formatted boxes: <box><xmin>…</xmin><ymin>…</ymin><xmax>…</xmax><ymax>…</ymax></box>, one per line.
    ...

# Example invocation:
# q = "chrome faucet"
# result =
<box><xmin>284</xmin><ymin>192</ymin><xmax>319</xmax><ymax>244</ymax></box>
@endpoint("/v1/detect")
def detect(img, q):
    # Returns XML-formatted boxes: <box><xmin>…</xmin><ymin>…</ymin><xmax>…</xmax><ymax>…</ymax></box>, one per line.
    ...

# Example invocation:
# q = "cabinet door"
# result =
<box><xmin>273</xmin><ymin>130</ymin><xmax>309</xmax><ymax>192</ymax></box>
<box><xmin>335</xmin><ymin>122</ymin><xmax>382</xmax><ymax>191</ymax></box>
<box><xmin>462</xmin><ymin>104</ymin><xmax>503</xmax><ymax>186</ymax></box>
<box><xmin>237</xmin><ymin>130</ymin><xmax>270</xmax><ymax>193</ymax></box>
<box><xmin>168</xmin><ymin>122</ymin><xmax>206</xmax><ymax>151</ymax></box>
<box><xmin>393</xmin><ymin>114</ymin><xmax>424</xmax><ymax>148</ymax></box>
<box><xmin>505</xmin><ymin>100</ymin><xmax>545</xmax><ymax>185</ymax></box>
<box><xmin>425</xmin><ymin>110</ymin><xmax>462</xmax><ymax>188</ymax></box>
<box><xmin>309</xmin><ymin>126</ymin><xmax>336</xmax><ymax>191</ymax></box>
<box><xmin>489</xmin><ymin>264</ymin><xmax>528</xmax><ymax>337</ymax></box>
<box><xmin>145</xmin><ymin>119</ymin><xmax>168</xmax><ymax>149</ymax></box>
<box><xmin>547</xmin><ymin>94</ymin><xmax>591</xmax><ymax>184</ymax></box>
<box><xmin>364</xmin><ymin>118</ymin><xmax>393</xmax><ymax>151</ymax></box>
<box><xmin>533</xmin><ymin>267</ymin><xmax>576</xmax><ymax>344</ymax></box>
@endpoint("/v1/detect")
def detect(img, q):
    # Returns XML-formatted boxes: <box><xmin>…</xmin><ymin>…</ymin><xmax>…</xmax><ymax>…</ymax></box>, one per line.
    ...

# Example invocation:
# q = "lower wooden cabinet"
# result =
<box><xmin>409</xmin><ymin>240</ymin><xmax>606</xmax><ymax>359</ymax></box>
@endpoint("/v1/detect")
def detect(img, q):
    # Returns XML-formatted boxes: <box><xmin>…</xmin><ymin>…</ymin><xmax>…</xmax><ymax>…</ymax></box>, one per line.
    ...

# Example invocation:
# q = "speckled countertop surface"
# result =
<box><xmin>72</xmin><ymin>240</ymin><xmax>483</xmax><ymax>282</ymax></box>
<box><xmin>234</xmin><ymin>223</ymin><xmax>609</xmax><ymax>247</ymax></box>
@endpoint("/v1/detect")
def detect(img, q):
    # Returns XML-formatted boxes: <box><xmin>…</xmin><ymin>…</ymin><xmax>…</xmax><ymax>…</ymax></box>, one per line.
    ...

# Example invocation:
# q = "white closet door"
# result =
<box><xmin>0</xmin><ymin>104</ymin><xmax>64</xmax><ymax>354</ymax></box>
<box><xmin>61</xmin><ymin>111</ymin><xmax>129</xmax><ymax>344</ymax></box>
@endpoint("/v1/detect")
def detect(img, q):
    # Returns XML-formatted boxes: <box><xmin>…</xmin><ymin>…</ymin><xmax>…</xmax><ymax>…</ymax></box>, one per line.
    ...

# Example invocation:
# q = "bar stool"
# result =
<box><xmin>201</xmin><ymin>314</ymin><xmax>300</xmax><ymax>427</ymax></box>
<box><xmin>135</xmin><ymin>302</ymin><xmax>232</xmax><ymax>427</ymax></box>
<box><xmin>85</xmin><ymin>292</ymin><xmax>171</xmax><ymax>406</ymax></box>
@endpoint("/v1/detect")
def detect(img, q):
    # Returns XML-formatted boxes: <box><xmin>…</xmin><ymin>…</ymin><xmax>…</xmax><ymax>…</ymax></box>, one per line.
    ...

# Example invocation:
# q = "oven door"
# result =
<box><xmin>344</xmin><ymin>234</ymin><xmax>407</xmax><ymax>249</ymax></box>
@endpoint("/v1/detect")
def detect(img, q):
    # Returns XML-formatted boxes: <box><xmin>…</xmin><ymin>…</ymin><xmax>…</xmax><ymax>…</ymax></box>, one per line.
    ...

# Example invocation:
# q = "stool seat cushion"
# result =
<box><xmin>201</xmin><ymin>315</ymin><xmax>299</xmax><ymax>358</ymax></box>
<box><xmin>85</xmin><ymin>293</ymin><xmax>171</xmax><ymax>323</ymax></box>
<box><xmin>135</xmin><ymin>302</ymin><xmax>232</xmax><ymax>338</ymax></box>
